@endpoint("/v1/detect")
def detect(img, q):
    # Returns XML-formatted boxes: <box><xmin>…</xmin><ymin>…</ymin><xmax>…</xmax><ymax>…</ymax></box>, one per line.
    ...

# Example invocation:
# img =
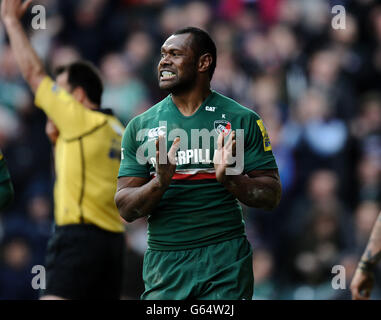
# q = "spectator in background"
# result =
<box><xmin>58</xmin><ymin>0</ymin><xmax>112</xmax><ymax>64</ymax></box>
<box><xmin>123</xmin><ymin>30</ymin><xmax>157</xmax><ymax>94</ymax></box>
<box><xmin>48</xmin><ymin>45</ymin><xmax>81</xmax><ymax>73</ymax></box>
<box><xmin>0</xmin><ymin>106</ymin><xmax>19</xmax><ymax>148</ymax></box>
<box><xmin>1</xmin><ymin>183</ymin><xmax>52</xmax><ymax>267</ymax></box>
<box><xmin>329</xmin><ymin>13</ymin><xmax>362</xmax><ymax>84</ymax></box>
<box><xmin>308</xmin><ymin>48</ymin><xmax>356</xmax><ymax>121</ymax></box>
<box><xmin>0</xmin><ymin>45</ymin><xmax>30</xmax><ymax>114</ymax></box>
<box><xmin>286</xmin><ymin>201</ymin><xmax>351</xmax><ymax>297</ymax></box>
<box><xmin>0</xmin><ymin>236</ymin><xmax>37</xmax><ymax>299</ymax></box>
<box><xmin>353</xmin><ymin>201</ymin><xmax>381</xmax><ymax>253</ymax></box>
<box><xmin>25</xmin><ymin>190</ymin><xmax>52</xmax><ymax>264</ymax></box>
<box><xmin>211</xmin><ymin>50</ymin><xmax>247</xmax><ymax>101</ymax></box>
<box><xmin>284</xmin><ymin>88</ymin><xmax>349</xmax><ymax>196</ymax></box>
<box><xmin>252</xmin><ymin>247</ymin><xmax>278</xmax><ymax>300</ymax></box>
<box><xmin>101</xmin><ymin>53</ymin><xmax>149</xmax><ymax>125</ymax></box>
<box><xmin>357</xmin><ymin>156</ymin><xmax>381</xmax><ymax>203</ymax></box>
<box><xmin>287</xmin><ymin>170</ymin><xmax>349</xmax><ymax>238</ymax></box>
<box><xmin>351</xmin><ymin>94</ymin><xmax>381</xmax><ymax>203</ymax></box>
<box><xmin>121</xmin><ymin>231</ymin><xmax>144</xmax><ymax>300</ymax></box>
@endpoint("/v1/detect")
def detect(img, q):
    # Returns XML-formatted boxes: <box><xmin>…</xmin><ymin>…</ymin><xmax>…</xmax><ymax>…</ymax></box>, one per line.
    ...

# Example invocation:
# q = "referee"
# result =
<box><xmin>1</xmin><ymin>0</ymin><xmax>124</xmax><ymax>299</ymax></box>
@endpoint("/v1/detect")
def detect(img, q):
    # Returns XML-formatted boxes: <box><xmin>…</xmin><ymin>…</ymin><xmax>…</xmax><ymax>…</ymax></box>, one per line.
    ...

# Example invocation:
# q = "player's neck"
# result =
<box><xmin>171</xmin><ymin>86</ymin><xmax>212</xmax><ymax>117</ymax></box>
<box><xmin>83</xmin><ymin>100</ymin><xmax>99</xmax><ymax>110</ymax></box>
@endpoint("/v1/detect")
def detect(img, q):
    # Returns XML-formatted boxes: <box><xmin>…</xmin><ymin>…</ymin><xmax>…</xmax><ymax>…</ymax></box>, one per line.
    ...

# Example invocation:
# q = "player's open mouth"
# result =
<box><xmin>160</xmin><ymin>70</ymin><xmax>176</xmax><ymax>81</ymax></box>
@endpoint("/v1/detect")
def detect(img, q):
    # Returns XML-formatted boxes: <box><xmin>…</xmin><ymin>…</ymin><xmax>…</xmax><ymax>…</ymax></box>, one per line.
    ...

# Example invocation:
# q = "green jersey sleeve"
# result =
<box><xmin>0</xmin><ymin>150</ymin><xmax>11</xmax><ymax>183</ymax></box>
<box><xmin>243</xmin><ymin>113</ymin><xmax>278</xmax><ymax>173</ymax></box>
<box><xmin>118</xmin><ymin>119</ymin><xmax>150</xmax><ymax>178</ymax></box>
<box><xmin>0</xmin><ymin>150</ymin><xmax>14</xmax><ymax>210</ymax></box>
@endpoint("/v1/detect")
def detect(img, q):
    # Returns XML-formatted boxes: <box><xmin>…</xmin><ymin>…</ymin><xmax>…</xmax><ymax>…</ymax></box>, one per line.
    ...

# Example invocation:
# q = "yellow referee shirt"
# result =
<box><xmin>35</xmin><ymin>76</ymin><xmax>124</xmax><ymax>233</ymax></box>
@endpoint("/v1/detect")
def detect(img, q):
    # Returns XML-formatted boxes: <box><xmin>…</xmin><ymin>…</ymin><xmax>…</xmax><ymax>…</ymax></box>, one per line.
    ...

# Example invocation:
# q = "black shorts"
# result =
<box><xmin>42</xmin><ymin>224</ymin><xmax>124</xmax><ymax>300</ymax></box>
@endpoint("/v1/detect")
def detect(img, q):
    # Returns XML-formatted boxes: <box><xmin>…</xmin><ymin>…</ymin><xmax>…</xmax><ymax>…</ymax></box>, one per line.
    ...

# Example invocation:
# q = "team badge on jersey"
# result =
<box><xmin>52</xmin><ymin>83</ymin><xmax>60</xmax><ymax>93</ymax></box>
<box><xmin>147</xmin><ymin>126</ymin><xmax>166</xmax><ymax>140</ymax></box>
<box><xmin>214</xmin><ymin>120</ymin><xmax>232</xmax><ymax>136</ymax></box>
<box><xmin>256</xmin><ymin>119</ymin><xmax>272</xmax><ymax>151</ymax></box>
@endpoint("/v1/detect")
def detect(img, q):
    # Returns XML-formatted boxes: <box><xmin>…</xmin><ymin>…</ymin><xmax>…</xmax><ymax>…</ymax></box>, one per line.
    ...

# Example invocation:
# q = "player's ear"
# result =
<box><xmin>72</xmin><ymin>87</ymin><xmax>86</xmax><ymax>103</ymax></box>
<box><xmin>198</xmin><ymin>53</ymin><xmax>212</xmax><ymax>74</ymax></box>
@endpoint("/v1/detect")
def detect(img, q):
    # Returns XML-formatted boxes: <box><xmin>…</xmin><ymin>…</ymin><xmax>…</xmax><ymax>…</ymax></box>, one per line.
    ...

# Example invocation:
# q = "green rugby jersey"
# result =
<box><xmin>118</xmin><ymin>90</ymin><xmax>278</xmax><ymax>250</ymax></box>
<box><xmin>0</xmin><ymin>150</ymin><xmax>11</xmax><ymax>183</ymax></box>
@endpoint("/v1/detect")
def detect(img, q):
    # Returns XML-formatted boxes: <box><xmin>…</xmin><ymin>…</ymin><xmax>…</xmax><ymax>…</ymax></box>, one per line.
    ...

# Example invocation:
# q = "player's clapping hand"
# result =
<box><xmin>350</xmin><ymin>268</ymin><xmax>375</xmax><ymax>300</ymax></box>
<box><xmin>213</xmin><ymin>130</ymin><xmax>236</xmax><ymax>184</ymax></box>
<box><xmin>155</xmin><ymin>135</ymin><xmax>180</xmax><ymax>188</ymax></box>
<box><xmin>1</xmin><ymin>0</ymin><xmax>32</xmax><ymax>22</ymax></box>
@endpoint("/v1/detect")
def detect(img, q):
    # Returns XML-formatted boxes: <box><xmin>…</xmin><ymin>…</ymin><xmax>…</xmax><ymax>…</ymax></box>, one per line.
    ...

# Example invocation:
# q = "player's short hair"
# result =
<box><xmin>55</xmin><ymin>61</ymin><xmax>103</xmax><ymax>106</ymax></box>
<box><xmin>173</xmin><ymin>27</ymin><xmax>217</xmax><ymax>80</ymax></box>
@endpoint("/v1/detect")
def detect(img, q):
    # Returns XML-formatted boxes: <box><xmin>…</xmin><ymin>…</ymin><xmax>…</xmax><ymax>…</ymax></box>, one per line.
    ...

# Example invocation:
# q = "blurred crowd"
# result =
<box><xmin>0</xmin><ymin>0</ymin><xmax>381</xmax><ymax>300</ymax></box>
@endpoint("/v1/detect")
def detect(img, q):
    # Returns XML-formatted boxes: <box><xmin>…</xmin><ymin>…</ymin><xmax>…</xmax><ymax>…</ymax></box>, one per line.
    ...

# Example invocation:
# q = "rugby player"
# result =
<box><xmin>351</xmin><ymin>210</ymin><xmax>381</xmax><ymax>300</ymax></box>
<box><xmin>115</xmin><ymin>27</ymin><xmax>282</xmax><ymax>299</ymax></box>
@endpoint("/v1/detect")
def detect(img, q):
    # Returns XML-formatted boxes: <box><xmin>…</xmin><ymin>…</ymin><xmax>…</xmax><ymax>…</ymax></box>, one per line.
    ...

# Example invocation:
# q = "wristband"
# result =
<box><xmin>358</xmin><ymin>260</ymin><xmax>375</xmax><ymax>273</ymax></box>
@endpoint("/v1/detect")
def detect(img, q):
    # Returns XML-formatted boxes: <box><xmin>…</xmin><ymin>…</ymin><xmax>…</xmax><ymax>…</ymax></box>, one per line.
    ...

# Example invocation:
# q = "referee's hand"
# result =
<box><xmin>45</xmin><ymin>118</ymin><xmax>59</xmax><ymax>145</ymax></box>
<box><xmin>1</xmin><ymin>0</ymin><xmax>32</xmax><ymax>22</ymax></box>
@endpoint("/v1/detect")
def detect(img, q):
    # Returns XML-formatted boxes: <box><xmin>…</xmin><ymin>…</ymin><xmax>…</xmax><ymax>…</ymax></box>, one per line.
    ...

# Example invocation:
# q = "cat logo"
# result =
<box><xmin>214</xmin><ymin>120</ymin><xmax>232</xmax><ymax>136</ymax></box>
<box><xmin>205</xmin><ymin>106</ymin><xmax>216</xmax><ymax>112</ymax></box>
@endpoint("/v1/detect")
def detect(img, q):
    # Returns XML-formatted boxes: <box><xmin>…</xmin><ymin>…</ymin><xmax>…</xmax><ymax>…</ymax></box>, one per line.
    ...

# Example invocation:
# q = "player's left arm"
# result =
<box><xmin>220</xmin><ymin>168</ymin><xmax>281</xmax><ymax>210</ymax></box>
<box><xmin>214</xmin><ymin>128</ymin><xmax>281</xmax><ymax>210</ymax></box>
<box><xmin>1</xmin><ymin>0</ymin><xmax>46</xmax><ymax>93</ymax></box>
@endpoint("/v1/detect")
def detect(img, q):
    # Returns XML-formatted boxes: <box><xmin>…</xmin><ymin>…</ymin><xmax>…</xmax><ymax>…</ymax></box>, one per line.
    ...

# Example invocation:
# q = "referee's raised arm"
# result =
<box><xmin>1</xmin><ymin>0</ymin><xmax>46</xmax><ymax>93</ymax></box>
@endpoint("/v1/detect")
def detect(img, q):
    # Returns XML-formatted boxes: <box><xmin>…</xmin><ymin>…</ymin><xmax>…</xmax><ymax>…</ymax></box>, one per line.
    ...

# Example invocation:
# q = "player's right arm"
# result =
<box><xmin>115</xmin><ymin>134</ymin><xmax>180</xmax><ymax>223</ymax></box>
<box><xmin>351</xmin><ymin>211</ymin><xmax>381</xmax><ymax>300</ymax></box>
<box><xmin>115</xmin><ymin>175</ymin><xmax>166</xmax><ymax>223</ymax></box>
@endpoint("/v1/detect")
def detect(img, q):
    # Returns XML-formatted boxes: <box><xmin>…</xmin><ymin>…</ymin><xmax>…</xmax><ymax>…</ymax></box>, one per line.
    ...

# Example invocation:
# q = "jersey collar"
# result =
<box><xmin>168</xmin><ymin>90</ymin><xmax>216</xmax><ymax>119</ymax></box>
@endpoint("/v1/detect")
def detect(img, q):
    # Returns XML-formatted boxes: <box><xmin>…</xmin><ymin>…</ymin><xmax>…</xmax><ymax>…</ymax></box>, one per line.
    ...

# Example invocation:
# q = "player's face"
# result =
<box><xmin>158</xmin><ymin>33</ymin><xmax>198</xmax><ymax>93</ymax></box>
